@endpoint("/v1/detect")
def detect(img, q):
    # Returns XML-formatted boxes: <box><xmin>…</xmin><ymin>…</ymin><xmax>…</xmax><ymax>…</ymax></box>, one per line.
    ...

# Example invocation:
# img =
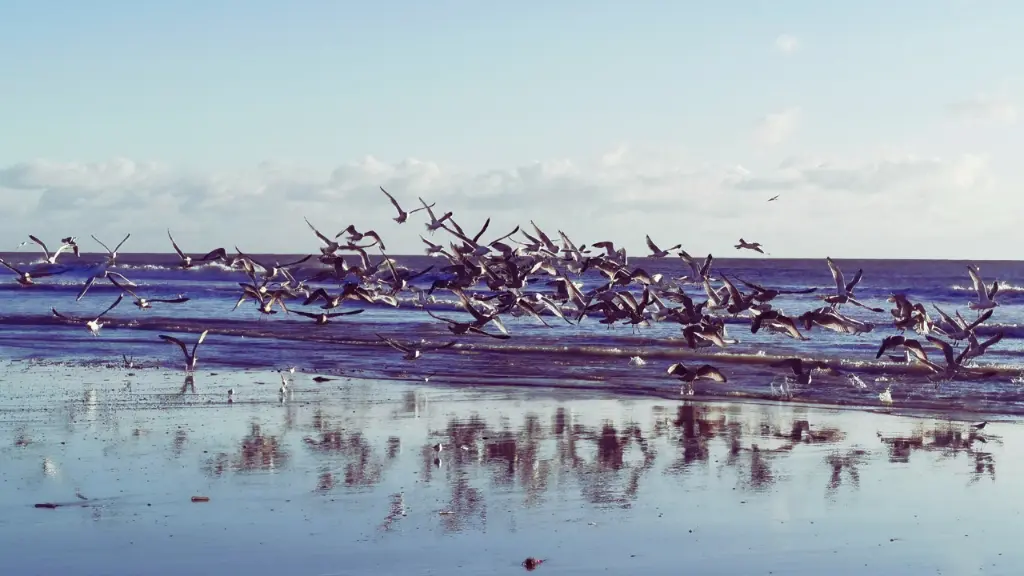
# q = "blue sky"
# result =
<box><xmin>0</xmin><ymin>1</ymin><xmax>1021</xmax><ymax>257</ymax></box>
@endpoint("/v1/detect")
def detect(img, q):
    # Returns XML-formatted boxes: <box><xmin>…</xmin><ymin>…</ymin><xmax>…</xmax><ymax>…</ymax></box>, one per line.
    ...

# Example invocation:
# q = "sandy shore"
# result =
<box><xmin>0</xmin><ymin>362</ymin><xmax>1020</xmax><ymax>575</ymax></box>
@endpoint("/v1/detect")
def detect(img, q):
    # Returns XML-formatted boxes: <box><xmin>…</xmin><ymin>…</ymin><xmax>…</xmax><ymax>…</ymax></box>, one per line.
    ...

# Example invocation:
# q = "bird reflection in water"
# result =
<box><xmin>203</xmin><ymin>422</ymin><xmax>289</xmax><ymax>476</ymax></box>
<box><xmin>303</xmin><ymin>424</ymin><xmax>386</xmax><ymax>489</ymax></box>
<box><xmin>825</xmin><ymin>450</ymin><xmax>868</xmax><ymax>497</ymax></box>
<box><xmin>180</xmin><ymin>374</ymin><xmax>195</xmax><ymax>394</ymax></box>
<box><xmin>877</xmin><ymin>421</ymin><xmax>997</xmax><ymax>482</ymax></box>
<box><xmin>188</xmin><ymin>394</ymin><xmax>1004</xmax><ymax>534</ymax></box>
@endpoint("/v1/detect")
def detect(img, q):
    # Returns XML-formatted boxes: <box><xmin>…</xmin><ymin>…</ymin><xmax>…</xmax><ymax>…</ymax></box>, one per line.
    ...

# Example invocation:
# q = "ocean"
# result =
<box><xmin>1</xmin><ymin>251</ymin><xmax>1022</xmax><ymax>415</ymax></box>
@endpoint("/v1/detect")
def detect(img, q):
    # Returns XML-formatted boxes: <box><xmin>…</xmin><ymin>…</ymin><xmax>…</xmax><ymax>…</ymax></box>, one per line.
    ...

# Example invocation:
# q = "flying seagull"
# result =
<box><xmin>645</xmin><ymin>235</ymin><xmax>681</xmax><ymax>258</ymax></box>
<box><xmin>91</xmin><ymin>233</ymin><xmax>131</xmax><ymax>265</ymax></box>
<box><xmin>167</xmin><ymin>230</ymin><xmax>227</xmax><ymax>269</ymax></box>
<box><xmin>376</xmin><ymin>333</ymin><xmax>457</xmax><ymax>361</ymax></box>
<box><xmin>966</xmin><ymin>265</ymin><xmax>999</xmax><ymax>311</ymax></box>
<box><xmin>51</xmin><ymin>294</ymin><xmax>125</xmax><ymax>336</ymax></box>
<box><xmin>380</xmin><ymin>186</ymin><xmax>434</xmax><ymax>224</ymax></box>
<box><xmin>0</xmin><ymin>257</ymin><xmax>70</xmax><ymax>286</ymax></box>
<box><xmin>735</xmin><ymin>239</ymin><xmax>765</xmax><ymax>254</ymax></box>
<box><xmin>159</xmin><ymin>330</ymin><xmax>210</xmax><ymax>373</ymax></box>
<box><xmin>109</xmin><ymin>275</ymin><xmax>190</xmax><ymax>309</ymax></box>
<box><xmin>28</xmin><ymin>235</ymin><xmax>78</xmax><ymax>264</ymax></box>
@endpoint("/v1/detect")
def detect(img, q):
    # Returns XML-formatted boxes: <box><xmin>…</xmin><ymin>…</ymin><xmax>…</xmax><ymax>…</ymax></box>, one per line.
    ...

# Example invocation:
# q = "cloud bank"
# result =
<box><xmin>0</xmin><ymin>144</ymin><xmax>1010</xmax><ymax>259</ymax></box>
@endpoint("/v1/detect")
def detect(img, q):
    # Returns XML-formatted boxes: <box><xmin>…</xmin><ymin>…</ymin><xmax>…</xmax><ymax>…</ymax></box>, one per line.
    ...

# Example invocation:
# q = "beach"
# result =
<box><xmin>1</xmin><ymin>363</ymin><xmax>1019</xmax><ymax>575</ymax></box>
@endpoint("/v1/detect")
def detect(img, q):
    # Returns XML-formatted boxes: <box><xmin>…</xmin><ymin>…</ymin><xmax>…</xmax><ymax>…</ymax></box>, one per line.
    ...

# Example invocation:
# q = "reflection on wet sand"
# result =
<box><xmin>203</xmin><ymin>422</ymin><xmax>290</xmax><ymax>475</ymax></box>
<box><xmin>878</xmin><ymin>423</ymin><xmax>997</xmax><ymax>482</ymax></box>
<box><xmin>261</xmin><ymin>398</ymin><xmax>1006</xmax><ymax>526</ymax></box>
<box><xmin>4</xmin><ymin>368</ymin><xmax>1020</xmax><ymax>575</ymax></box>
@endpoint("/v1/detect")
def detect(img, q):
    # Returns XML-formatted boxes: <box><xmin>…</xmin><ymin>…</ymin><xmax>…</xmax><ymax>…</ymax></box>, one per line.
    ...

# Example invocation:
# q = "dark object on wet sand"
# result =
<box><xmin>522</xmin><ymin>557</ymin><xmax>544</xmax><ymax>571</ymax></box>
<box><xmin>34</xmin><ymin>503</ymin><xmax>59</xmax><ymax>509</ymax></box>
<box><xmin>312</xmin><ymin>376</ymin><xmax>333</xmax><ymax>383</ymax></box>
<box><xmin>191</xmin><ymin>496</ymin><xmax>210</xmax><ymax>503</ymax></box>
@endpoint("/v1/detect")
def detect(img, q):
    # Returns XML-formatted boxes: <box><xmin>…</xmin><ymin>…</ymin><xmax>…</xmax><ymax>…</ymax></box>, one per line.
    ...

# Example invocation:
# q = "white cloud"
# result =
<box><xmin>775</xmin><ymin>34</ymin><xmax>800</xmax><ymax>54</ymax></box>
<box><xmin>947</xmin><ymin>93</ymin><xmax>1018</xmax><ymax>125</ymax></box>
<box><xmin>0</xmin><ymin>148</ymin><xmax>1012</xmax><ymax>259</ymax></box>
<box><xmin>753</xmin><ymin>108</ymin><xmax>801</xmax><ymax>147</ymax></box>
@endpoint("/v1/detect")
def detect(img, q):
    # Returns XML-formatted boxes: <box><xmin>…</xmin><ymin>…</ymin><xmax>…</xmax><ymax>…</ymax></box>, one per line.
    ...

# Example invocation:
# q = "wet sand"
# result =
<box><xmin>1</xmin><ymin>363</ymin><xmax>1020</xmax><ymax>575</ymax></box>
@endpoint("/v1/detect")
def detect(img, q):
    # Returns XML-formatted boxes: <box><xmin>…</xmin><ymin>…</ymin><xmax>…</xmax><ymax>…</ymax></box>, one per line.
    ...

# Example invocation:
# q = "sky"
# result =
<box><xmin>0</xmin><ymin>0</ymin><xmax>1022</xmax><ymax>259</ymax></box>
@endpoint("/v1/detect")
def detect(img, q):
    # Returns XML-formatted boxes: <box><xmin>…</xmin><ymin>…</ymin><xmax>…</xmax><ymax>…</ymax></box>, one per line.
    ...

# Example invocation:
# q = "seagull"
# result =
<box><xmin>878</xmin><ymin>386</ymin><xmax>893</xmax><ymax>404</ymax></box>
<box><xmin>767</xmin><ymin>194</ymin><xmax>780</xmax><ymax>202</ymax></box>
<box><xmin>291</xmin><ymin>309</ymin><xmax>365</xmax><ymax>325</ymax></box>
<box><xmin>91</xmin><ymin>233</ymin><xmax>131</xmax><ymax>265</ymax></box>
<box><xmin>734</xmin><ymin>239</ymin><xmax>765</xmax><ymax>254</ymax></box>
<box><xmin>678</xmin><ymin>250</ymin><xmax>713</xmax><ymax>283</ymax></box>
<box><xmin>0</xmin><ymin>257</ymin><xmax>70</xmax><ymax>286</ymax></box>
<box><xmin>770</xmin><ymin>358</ymin><xmax>831</xmax><ymax>386</ymax></box>
<box><xmin>376</xmin><ymin>334</ymin><xmax>457</xmax><ymax>361</ymax></box>
<box><xmin>876</xmin><ymin>335</ymin><xmax>929</xmax><ymax>364</ymax></box>
<box><xmin>76</xmin><ymin>269</ymin><xmax>137</xmax><ymax>301</ymax></box>
<box><xmin>418</xmin><ymin>197</ymin><xmax>453</xmax><ymax>233</ymax></box>
<box><xmin>167</xmin><ymin>230</ymin><xmax>227</xmax><ymax>269</ymax></box>
<box><xmin>667</xmin><ymin>362</ymin><xmax>727</xmax><ymax>395</ymax></box>
<box><xmin>158</xmin><ymin>330</ymin><xmax>210</xmax><ymax>373</ymax></box>
<box><xmin>108</xmin><ymin>275</ymin><xmax>190</xmax><ymax>309</ymax></box>
<box><xmin>28</xmin><ymin>235</ymin><xmax>78</xmax><ymax>264</ymax></box>
<box><xmin>380</xmin><ymin>186</ymin><xmax>433</xmax><ymax>224</ymax></box>
<box><xmin>304</xmin><ymin>218</ymin><xmax>343</xmax><ymax>255</ymax></box>
<box><xmin>51</xmin><ymin>294</ymin><xmax>125</xmax><ymax>336</ymax></box>
<box><xmin>932</xmin><ymin>306</ymin><xmax>992</xmax><ymax>343</ymax></box>
<box><xmin>966</xmin><ymin>265</ymin><xmax>999</xmax><ymax>311</ymax></box>
<box><xmin>645</xmin><ymin>235</ymin><xmax>681</xmax><ymax>258</ymax></box>
<box><xmin>820</xmin><ymin>257</ymin><xmax>883</xmax><ymax>312</ymax></box>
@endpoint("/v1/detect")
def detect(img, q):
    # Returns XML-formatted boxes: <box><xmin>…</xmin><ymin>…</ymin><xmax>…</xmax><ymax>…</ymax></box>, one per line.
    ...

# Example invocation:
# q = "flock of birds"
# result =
<box><xmin>0</xmin><ymin>188</ymin><xmax>1010</xmax><ymax>399</ymax></box>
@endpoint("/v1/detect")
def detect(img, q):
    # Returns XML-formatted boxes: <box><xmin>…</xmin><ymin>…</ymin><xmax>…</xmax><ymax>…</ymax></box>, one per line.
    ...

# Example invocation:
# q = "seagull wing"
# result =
<box><xmin>167</xmin><ymin>230</ymin><xmax>187</xmax><ymax>259</ymax></box>
<box><xmin>645</xmin><ymin>235</ymin><xmax>660</xmax><ymax>254</ymax></box>
<box><xmin>925</xmin><ymin>335</ymin><xmax>957</xmax><ymax>369</ymax></box>
<box><xmin>91</xmin><ymin>235</ymin><xmax>112</xmax><ymax>254</ymax></box>
<box><xmin>695</xmin><ymin>365</ymin><xmax>728</xmax><ymax>383</ymax></box>
<box><xmin>159</xmin><ymin>334</ymin><xmax>190</xmax><ymax>359</ymax></box>
<box><xmin>376</xmin><ymin>334</ymin><xmax>411</xmax><ymax>353</ymax></box>
<box><xmin>96</xmin><ymin>294</ymin><xmax>125</xmax><ymax>319</ymax></box>
<box><xmin>967</xmin><ymin>266</ymin><xmax>988</xmax><ymax>303</ymax></box>
<box><xmin>380</xmin><ymin>186</ymin><xmax>404</xmax><ymax>214</ymax></box>
<box><xmin>112</xmin><ymin>233</ymin><xmax>131</xmax><ymax>253</ymax></box>
<box><xmin>192</xmin><ymin>330</ymin><xmax>209</xmax><ymax>356</ymax></box>
<box><xmin>0</xmin><ymin>257</ymin><xmax>23</xmax><ymax>275</ymax></box>
<box><xmin>770</xmin><ymin>357</ymin><xmax>803</xmax><ymax>376</ymax></box>
<box><xmin>825</xmin><ymin>257</ymin><xmax>846</xmax><ymax>295</ymax></box>
<box><xmin>28</xmin><ymin>235</ymin><xmax>50</xmax><ymax>259</ymax></box>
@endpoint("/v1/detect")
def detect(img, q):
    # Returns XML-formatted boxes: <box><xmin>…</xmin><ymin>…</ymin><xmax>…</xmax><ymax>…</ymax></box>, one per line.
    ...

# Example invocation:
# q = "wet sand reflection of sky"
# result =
<box><xmin>0</xmin><ymin>366</ymin><xmax>1018</xmax><ymax>575</ymax></box>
